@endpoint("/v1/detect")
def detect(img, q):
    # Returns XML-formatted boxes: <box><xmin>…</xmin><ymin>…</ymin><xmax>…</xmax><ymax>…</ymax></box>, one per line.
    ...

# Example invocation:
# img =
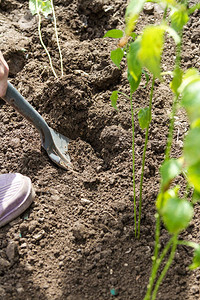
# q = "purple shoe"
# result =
<box><xmin>0</xmin><ymin>173</ymin><xmax>35</xmax><ymax>227</ymax></box>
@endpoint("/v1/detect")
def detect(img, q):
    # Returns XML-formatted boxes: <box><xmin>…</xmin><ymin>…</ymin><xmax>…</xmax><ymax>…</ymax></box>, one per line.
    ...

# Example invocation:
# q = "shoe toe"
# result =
<box><xmin>0</xmin><ymin>173</ymin><xmax>34</xmax><ymax>227</ymax></box>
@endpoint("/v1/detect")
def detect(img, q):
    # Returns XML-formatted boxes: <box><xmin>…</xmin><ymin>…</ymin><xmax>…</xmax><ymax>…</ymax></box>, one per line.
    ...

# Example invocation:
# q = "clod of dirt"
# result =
<box><xmin>6</xmin><ymin>241</ymin><xmax>19</xmax><ymax>263</ymax></box>
<box><xmin>78</xmin><ymin>0</ymin><xmax>105</xmax><ymax>14</ymax></box>
<box><xmin>100</xmin><ymin>125</ymin><xmax>130</xmax><ymax>153</ymax></box>
<box><xmin>90</xmin><ymin>65</ymin><xmax>121</xmax><ymax>89</ymax></box>
<box><xmin>72</xmin><ymin>221</ymin><xmax>87</xmax><ymax>242</ymax></box>
<box><xmin>0</xmin><ymin>257</ymin><xmax>10</xmax><ymax>269</ymax></box>
<box><xmin>143</xmin><ymin>3</ymin><xmax>154</xmax><ymax>14</ymax></box>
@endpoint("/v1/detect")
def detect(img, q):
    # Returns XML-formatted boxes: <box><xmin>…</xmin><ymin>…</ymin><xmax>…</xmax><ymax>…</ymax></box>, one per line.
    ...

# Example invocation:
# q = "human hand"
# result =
<box><xmin>0</xmin><ymin>51</ymin><xmax>9</xmax><ymax>98</ymax></box>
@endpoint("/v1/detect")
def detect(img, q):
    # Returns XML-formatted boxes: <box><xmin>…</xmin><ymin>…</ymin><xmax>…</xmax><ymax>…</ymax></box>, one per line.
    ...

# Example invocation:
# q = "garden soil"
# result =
<box><xmin>0</xmin><ymin>0</ymin><xmax>200</xmax><ymax>299</ymax></box>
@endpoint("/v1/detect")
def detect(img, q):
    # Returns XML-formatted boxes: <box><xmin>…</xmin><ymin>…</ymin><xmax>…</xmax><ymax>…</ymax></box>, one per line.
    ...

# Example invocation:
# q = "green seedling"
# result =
<box><xmin>104</xmin><ymin>0</ymin><xmax>200</xmax><ymax>298</ymax></box>
<box><xmin>29</xmin><ymin>0</ymin><xmax>63</xmax><ymax>77</ymax></box>
<box><xmin>104</xmin><ymin>0</ymin><xmax>179</xmax><ymax>239</ymax></box>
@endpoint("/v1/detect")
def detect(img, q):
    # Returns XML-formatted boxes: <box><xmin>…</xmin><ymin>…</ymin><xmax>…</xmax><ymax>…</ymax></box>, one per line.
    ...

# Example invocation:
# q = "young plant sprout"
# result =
<box><xmin>29</xmin><ymin>0</ymin><xmax>63</xmax><ymax>78</ymax></box>
<box><xmin>104</xmin><ymin>0</ymin><xmax>200</xmax><ymax>298</ymax></box>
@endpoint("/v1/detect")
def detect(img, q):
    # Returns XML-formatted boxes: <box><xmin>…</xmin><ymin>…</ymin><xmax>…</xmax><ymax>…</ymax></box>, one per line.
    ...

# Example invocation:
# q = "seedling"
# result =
<box><xmin>29</xmin><ymin>0</ymin><xmax>63</xmax><ymax>77</ymax></box>
<box><xmin>104</xmin><ymin>0</ymin><xmax>200</xmax><ymax>298</ymax></box>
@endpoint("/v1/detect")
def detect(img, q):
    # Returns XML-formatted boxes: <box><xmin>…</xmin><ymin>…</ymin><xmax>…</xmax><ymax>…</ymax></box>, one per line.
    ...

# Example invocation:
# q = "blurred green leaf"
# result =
<box><xmin>163</xmin><ymin>0</ymin><xmax>177</xmax><ymax>5</ymax></box>
<box><xmin>179</xmin><ymin>68</ymin><xmax>200</xmax><ymax>93</ymax></box>
<box><xmin>110</xmin><ymin>48</ymin><xmax>124</xmax><ymax>68</ymax></box>
<box><xmin>110</xmin><ymin>91</ymin><xmax>119</xmax><ymax>110</ymax></box>
<box><xmin>170</xmin><ymin>67</ymin><xmax>183</xmax><ymax>95</ymax></box>
<box><xmin>188</xmin><ymin>162</ymin><xmax>200</xmax><ymax>193</ymax></box>
<box><xmin>104</xmin><ymin>29</ymin><xmax>124</xmax><ymax>39</ymax></box>
<box><xmin>156</xmin><ymin>186</ymin><xmax>179</xmax><ymax>212</ymax></box>
<box><xmin>160</xmin><ymin>158</ymin><xmax>182</xmax><ymax>188</ymax></box>
<box><xmin>29</xmin><ymin>0</ymin><xmax>52</xmax><ymax>17</ymax></box>
<box><xmin>189</xmin><ymin>246</ymin><xmax>200</xmax><ymax>270</ymax></box>
<box><xmin>162</xmin><ymin>197</ymin><xmax>193</xmax><ymax>234</ymax></box>
<box><xmin>192</xmin><ymin>189</ymin><xmax>200</xmax><ymax>204</ymax></box>
<box><xmin>130</xmin><ymin>32</ymin><xmax>137</xmax><ymax>40</ymax></box>
<box><xmin>162</xmin><ymin>25</ymin><xmax>181</xmax><ymax>45</ymax></box>
<box><xmin>138</xmin><ymin>26</ymin><xmax>165</xmax><ymax>78</ymax></box>
<box><xmin>138</xmin><ymin>107</ymin><xmax>151</xmax><ymax>130</ymax></box>
<box><xmin>188</xmin><ymin>3</ymin><xmax>200</xmax><ymax>15</ymax></box>
<box><xmin>127</xmin><ymin>39</ymin><xmax>142</xmax><ymax>81</ymax></box>
<box><xmin>127</xmin><ymin>71</ymin><xmax>141</xmax><ymax>93</ymax></box>
<box><xmin>181</xmin><ymin>80</ymin><xmax>200</xmax><ymax>123</ymax></box>
<box><xmin>125</xmin><ymin>0</ymin><xmax>146</xmax><ymax>35</ymax></box>
<box><xmin>170</xmin><ymin>6</ymin><xmax>189</xmax><ymax>32</ymax></box>
<box><xmin>184</xmin><ymin>128</ymin><xmax>200</xmax><ymax>166</ymax></box>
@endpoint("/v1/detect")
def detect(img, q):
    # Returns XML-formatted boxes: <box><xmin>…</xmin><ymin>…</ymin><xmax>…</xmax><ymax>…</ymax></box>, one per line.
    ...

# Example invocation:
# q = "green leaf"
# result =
<box><xmin>127</xmin><ymin>38</ymin><xmax>142</xmax><ymax>81</ymax></box>
<box><xmin>184</xmin><ymin>127</ymin><xmax>200</xmax><ymax>166</ymax></box>
<box><xmin>163</xmin><ymin>25</ymin><xmax>181</xmax><ymax>45</ymax></box>
<box><xmin>138</xmin><ymin>107</ymin><xmax>151</xmax><ymax>130</ymax></box>
<box><xmin>188</xmin><ymin>3</ymin><xmax>200</xmax><ymax>15</ymax></box>
<box><xmin>192</xmin><ymin>190</ymin><xmax>200</xmax><ymax>204</ymax></box>
<box><xmin>110</xmin><ymin>91</ymin><xmax>119</xmax><ymax>110</ymax></box>
<box><xmin>188</xmin><ymin>162</ymin><xmax>200</xmax><ymax>193</ymax></box>
<box><xmin>110</xmin><ymin>48</ymin><xmax>124</xmax><ymax>69</ymax></box>
<box><xmin>138</xmin><ymin>25</ymin><xmax>165</xmax><ymax>78</ymax></box>
<box><xmin>127</xmin><ymin>71</ymin><xmax>141</xmax><ymax>93</ymax></box>
<box><xmin>162</xmin><ymin>0</ymin><xmax>177</xmax><ymax>5</ymax></box>
<box><xmin>130</xmin><ymin>32</ymin><xmax>137</xmax><ymax>40</ymax></box>
<box><xmin>104</xmin><ymin>29</ymin><xmax>124</xmax><ymax>39</ymax></box>
<box><xmin>170</xmin><ymin>67</ymin><xmax>183</xmax><ymax>95</ymax></box>
<box><xmin>160</xmin><ymin>158</ymin><xmax>182</xmax><ymax>188</ymax></box>
<box><xmin>181</xmin><ymin>80</ymin><xmax>200</xmax><ymax>123</ymax></box>
<box><xmin>29</xmin><ymin>0</ymin><xmax>52</xmax><ymax>17</ymax></box>
<box><xmin>162</xmin><ymin>197</ymin><xmax>193</xmax><ymax>234</ymax></box>
<box><xmin>125</xmin><ymin>0</ymin><xmax>146</xmax><ymax>35</ymax></box>
<box><xmin>156</xmin><ymin>186</ymin><xmax>179</xmax><ymax>212</ymax></box>
<box><xmin>189</xmin><ymin>246</ymin><xmax>200</xmax><ymax>270</ymax></box>
<box><xmin>170</xmin><ymin>6</ymin><xmax>189</xmax><ymax>32</ymax></box>
<box><xmin>179</xmin><ymin>68</ymin><xmax>200</xmax><ymax>93</ymax></box>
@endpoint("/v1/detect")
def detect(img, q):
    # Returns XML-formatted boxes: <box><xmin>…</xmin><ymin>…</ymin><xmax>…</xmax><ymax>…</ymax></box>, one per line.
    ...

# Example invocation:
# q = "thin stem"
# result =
<box><xmin>118</xmin><ymin>91</ymin><xmax>131</xmax><ymax>99</ymax></box>
<box><xmin>144</xmin><ymin>236</ymin><xmax>174</xmax><ymax>300</ymax></box>
<box><xmin>137</xmin><ymin>76</ymin><xmax>155</xmax><ymax>239</ymax></box>
<box><xmin>178</xmin><ymin>240</ymin><xmax>198</xmax><ymax>249</ymax></box>
<box><xmin>152</xmin><ymin>235</ymin><xmax>178</xmax><ymax>300</ymax></box>
<box><xmin>130</xmin><ymin>91</ymin><xmax>137</xmax><ymax>238</ymax></box>
<box><xmin>153</xmin><ymin>213</ymin><xmax>161</xmax><ymax>268</ymax></box>
<box><xmin>164</xmin><ymin>94</ymin><xmax>179</xmax><ymax>160</ymax></box>
<box><xmin>165</xmin><ymin>38</ymin><xmax>182</xmax><ymax>160</ymax></box>
<box><xmin>188</xmin><ymin>3</ymin><xmax>200</xmax><ymax>15</ymax></box>
<box><xmin>163</xmin><ymin>5</ymin><xmax>168</xmax><ymax>20</ymax></box>
<box><xmin>36</xmin><ymin>1</ymin><xmax>58</xmax><ymax>78</ymax></box>
<box><xmin>50</xmin><ymin>0</ymin><xmax>63</xmax><ymax>76</ymax></box>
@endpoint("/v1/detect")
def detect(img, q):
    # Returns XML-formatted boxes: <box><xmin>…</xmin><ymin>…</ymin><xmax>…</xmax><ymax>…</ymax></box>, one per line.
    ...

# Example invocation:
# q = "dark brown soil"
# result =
<box><xmin>0</xmin><ymin>0</ymin><xmax>200</xmax><ymax>299</ymax></box>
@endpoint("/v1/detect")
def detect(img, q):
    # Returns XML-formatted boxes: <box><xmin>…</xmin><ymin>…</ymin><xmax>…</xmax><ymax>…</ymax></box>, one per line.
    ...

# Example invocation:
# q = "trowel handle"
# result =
<box><xmin>3</xmin><ymin>82</ymin><xmax>50</xmax><ymax>145</ymax></box>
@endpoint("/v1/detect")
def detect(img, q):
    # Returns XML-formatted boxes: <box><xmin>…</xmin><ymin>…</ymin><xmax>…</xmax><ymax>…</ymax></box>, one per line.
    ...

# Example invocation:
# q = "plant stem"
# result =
<box><xmin>165</xmin><ymin>36</ymin><xmax>182</xmax><ymax>160</ymax></box>
<box><xmin>164</xmin><ymin>94</ymin><xmax>179</xmax><ymax>160</ymax></box>
<box><xmin>153</xmin><ymin>213</ymin><xmax>161</xmax><ymax>268</ymax></box>
<box><xmin>178</xmin><ymin>240</ymin><xmax>198</xmax><ymax>249</ymax></box>
<box><xmin>130</xmin><ymin>92</ymin><xmax>137</xmax><ymax>238</ymax></box>
<box><xmin>50</xmin><ymin>0</ymin><xmax>64</xmax><ymax>76</ymax></box>
<box><xmin>36</xmin><ymin>1</ymin><xmax>58</xmax><ymax>78</ymax></box>
<box><xmin>137</xmin><ymin>76</ymin><xmax>155</xmax><ymax>239</ymax></box>
<box><xmin>144</xmin><ymin>235</ymin><xmax>174</xmax><ymax>300</ymax></box>
<box><xmin>152</xmin><ymin>235</ymin><xmax>178</xmax><ymax>300</ymax></box>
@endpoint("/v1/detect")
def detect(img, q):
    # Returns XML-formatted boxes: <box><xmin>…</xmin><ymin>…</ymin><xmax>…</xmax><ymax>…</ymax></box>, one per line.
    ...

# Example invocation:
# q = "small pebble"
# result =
<box><xmin>6</xmin><ymin>241</ymin><xmax>18</xmax><ymax>262</ymax></box>
<box><xmin>0</xmin><ymin>258</ymin><xmax>10</xmax><ymax>268</ymax></box>
<box><xmin>80</xmin><ymin>198</ymin><xmax>91</xmax><ymax>205</ymax></box>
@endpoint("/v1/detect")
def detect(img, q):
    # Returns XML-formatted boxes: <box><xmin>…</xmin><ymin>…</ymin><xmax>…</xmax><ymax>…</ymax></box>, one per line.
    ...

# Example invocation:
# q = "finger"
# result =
<box><xmin>0</xmin><ymin>51</ymin><xmax>9</xmax><ymax>73</ymax></box>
